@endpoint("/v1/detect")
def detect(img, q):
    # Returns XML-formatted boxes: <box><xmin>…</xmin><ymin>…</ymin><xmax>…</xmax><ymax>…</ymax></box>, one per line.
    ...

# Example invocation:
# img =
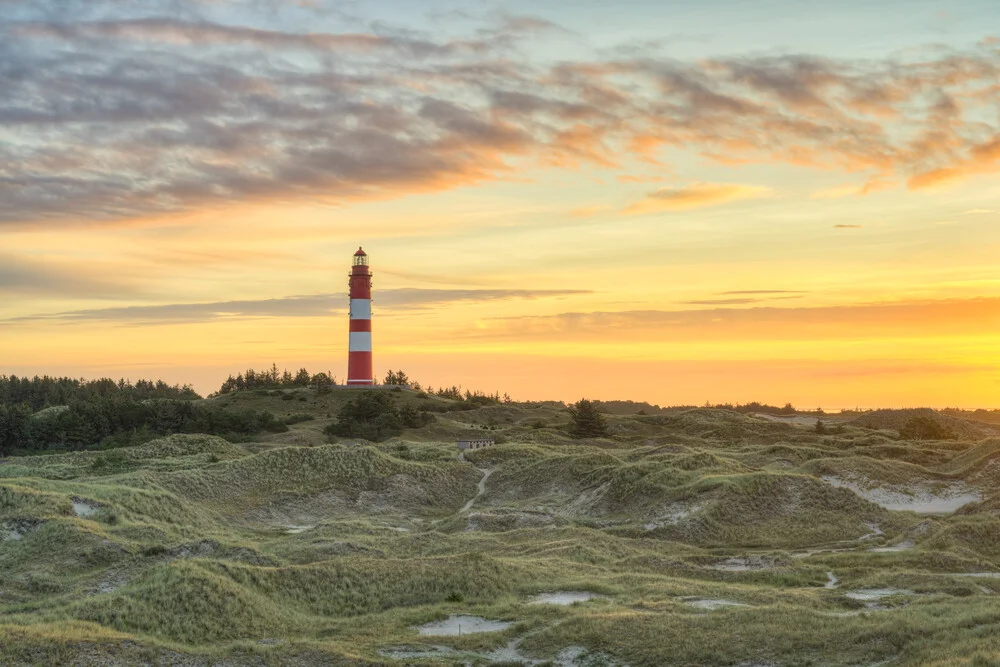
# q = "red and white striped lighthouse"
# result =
<box><xmin>347</xmin><ymin>247</ymin><xmax>374</xmax><ymax>386</ymax></box>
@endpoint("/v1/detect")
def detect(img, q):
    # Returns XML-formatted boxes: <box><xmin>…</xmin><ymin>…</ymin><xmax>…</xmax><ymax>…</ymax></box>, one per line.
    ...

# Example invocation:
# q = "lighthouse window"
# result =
<box><xmin>353</xmin><ymin>254</ymin><xmax>368</xmax><ymax>267</ymax></box>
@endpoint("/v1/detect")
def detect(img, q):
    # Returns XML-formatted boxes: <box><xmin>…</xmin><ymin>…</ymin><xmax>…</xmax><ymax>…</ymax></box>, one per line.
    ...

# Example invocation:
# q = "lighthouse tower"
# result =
<box><xmin>347</xmin><ymin>247</ymin><xmax>374</xmax><ymax>386</ymax></box>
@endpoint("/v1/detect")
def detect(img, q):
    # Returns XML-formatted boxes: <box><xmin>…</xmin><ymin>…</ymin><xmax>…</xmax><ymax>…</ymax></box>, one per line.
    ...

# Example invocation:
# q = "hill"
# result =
<box><xmin>3</xmin><ymin>392</ymin><xmax>1000</xmax><ymax>665</ymax></box>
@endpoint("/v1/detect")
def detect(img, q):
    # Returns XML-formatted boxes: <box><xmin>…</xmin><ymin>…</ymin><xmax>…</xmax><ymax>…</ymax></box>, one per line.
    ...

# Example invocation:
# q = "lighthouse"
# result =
<box><xmin>347</xmin><ymin>247</ymin><xmax>374</xmax><ymax>386</ymax></box>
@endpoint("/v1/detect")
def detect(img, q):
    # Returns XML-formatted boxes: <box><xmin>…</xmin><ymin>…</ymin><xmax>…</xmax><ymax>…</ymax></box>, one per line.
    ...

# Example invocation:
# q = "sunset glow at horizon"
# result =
<box><xmin>2</xmin><ymin>0</ymin><xmax>999</xmax><ymax>408</ymax></box>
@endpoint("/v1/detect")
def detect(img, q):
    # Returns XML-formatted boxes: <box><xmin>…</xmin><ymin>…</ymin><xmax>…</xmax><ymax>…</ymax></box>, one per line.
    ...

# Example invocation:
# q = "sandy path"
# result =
<box><xmin>460</xmin><ymin>468</ymin><xmax>492</xmax><ymax>514</ymax></box>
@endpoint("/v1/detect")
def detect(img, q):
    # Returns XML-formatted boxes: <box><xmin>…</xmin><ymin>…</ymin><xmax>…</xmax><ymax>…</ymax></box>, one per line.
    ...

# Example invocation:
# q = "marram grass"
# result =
<box><xmin>3</xmin><ymin>393</ymin><xmax>1000</xmax><ymax>664</ymax></box>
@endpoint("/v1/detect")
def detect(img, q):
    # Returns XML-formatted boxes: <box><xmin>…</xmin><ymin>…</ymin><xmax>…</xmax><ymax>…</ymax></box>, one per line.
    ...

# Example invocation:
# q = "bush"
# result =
<box><xmin>899</xmin><ymin>416</ymin><xmax>955</xmax><ymax>441</ymax></box>
<box><xmin>324</xmin><ymin>392</ymin><xmax>434</xmax><ymax>442</ymax></box>
<box><xmin>324</xmin><ymin>392</ymin><xmax>402</xmax><ymax>442</ymax></box>
<box><xmin>284</xmin><ymin>414</ymin><xmax>315</xmax><ymax>425</ymax></box>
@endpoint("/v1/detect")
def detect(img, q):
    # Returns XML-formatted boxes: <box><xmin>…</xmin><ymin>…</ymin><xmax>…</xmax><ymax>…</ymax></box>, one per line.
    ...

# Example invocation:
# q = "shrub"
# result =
<box><xmin>325</xmin><ymin>393</ymin><xmax>434</xmax><ymax>442</ymax></box>
<box><xmin>284</xmin><ymin>414</ymin><xmax>315</xmax><ymax>425</ymax></box>
<box><xmin>899</xmin><ymin>416</ymin><xmax>955</xmax><ymax>441</ymax></box>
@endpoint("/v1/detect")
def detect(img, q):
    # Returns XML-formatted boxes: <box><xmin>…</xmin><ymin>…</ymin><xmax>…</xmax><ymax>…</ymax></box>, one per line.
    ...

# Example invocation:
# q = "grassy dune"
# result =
<box><xmin>4</xmin><ymin>390</ymin><xmax>1000</xmax><ymax>665</ymax></box>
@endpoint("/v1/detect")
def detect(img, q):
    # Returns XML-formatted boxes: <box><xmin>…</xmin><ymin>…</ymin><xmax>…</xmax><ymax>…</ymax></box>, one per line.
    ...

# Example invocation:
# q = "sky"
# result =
<box><xmin>1</xmin><ymin>0</ymin><xmax>999</xmax><ymax>408</ymax></box>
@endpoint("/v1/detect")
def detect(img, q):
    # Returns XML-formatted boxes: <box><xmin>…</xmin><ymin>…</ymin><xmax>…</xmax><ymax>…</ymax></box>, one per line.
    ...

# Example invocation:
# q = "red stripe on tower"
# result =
<box><xmin>347</xmin><ymin>247</ymin><xmax>373</xmax><ymax>386</ymax></box>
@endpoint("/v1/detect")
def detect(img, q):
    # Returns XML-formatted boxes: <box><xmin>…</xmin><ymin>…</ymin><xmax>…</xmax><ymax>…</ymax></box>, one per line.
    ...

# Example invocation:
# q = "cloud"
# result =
<box><xmin>622</xmin><ymin>183</ymin><xmax>773</xmax><ymax>214</ymax></box>
<box><xmin>0</xmin><ymin>254</ymin><xmax>140</xmax><ymax>298</ymax></box>
<box><xmin>681</xmin><ymin>294</ymin><xmax>805</xmax><ymax>305</ymax></box>
<box><xmin>473</xmin><ymin>297</ymin><xmax>1000</xmax><ymax>343</ymax></box>
<box><xmin>0</xmin><ymin>7</ymin><xmax>998</xmax><ymax>224</ymax></box>
<box><xmin>811</xmin><ymin>179</ymin><xmax>892</xmax><ymax>199</ymax></box>
<box><xmin>4</xmin><ymin>288</ymin><xmax>591</xmax><ymax>324</ymax></box>
<box><xmin>14</xmin><ymin>18</ymin><xmax>458</xmax><ymax>58</ymax></box>
<box><xmin>720</xmin><ymin>290</ymin><xmax>808</xmax><ymax>295</ymax></box>
<box><xmin>682</xmin><ymin>298</ymin><xmax>768</xmax><ymax>305</ymax></box>
<box><xmin>833</xmin><ymin>224</ymin><xmax>862</xmax><ymax>228</ymax></box>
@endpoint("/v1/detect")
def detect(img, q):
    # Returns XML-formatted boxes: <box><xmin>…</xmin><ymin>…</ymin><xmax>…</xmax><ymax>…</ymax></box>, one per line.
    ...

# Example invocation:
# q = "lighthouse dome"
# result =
<box><xmin>353</xmin><ymin>246</ymin><xmax>369</xmax><ymax>266</ymax></box>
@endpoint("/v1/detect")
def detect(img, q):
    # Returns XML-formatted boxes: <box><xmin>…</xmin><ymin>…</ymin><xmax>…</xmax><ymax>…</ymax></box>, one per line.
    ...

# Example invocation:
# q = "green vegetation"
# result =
<box><xmin>0</xmin><ymin>375</ymin><xmax>200</xmax><ymax>411</ymax></box>
<box><xmin>215</xmin><ymin>364</ymin><xmax>333</xmax><ymax>395</ymax></box>
<box><xmin>0</xmin><ymin>397</ymin><xmax>287</xmax><ymax>455</ymax></box>
<box><xmin>325</xmin><ymin>391</ymin><xmax>435</xmax><ymax>442</ymax></box>
<box><xmin>568</xmin><ymin>399</ymin><xmax>608</xmax><ymax>439</ymax></box>
<box><xmin>3</xmin><ymin>384</ymin><xmax>1000</xmax><ymax>665</ymax></box>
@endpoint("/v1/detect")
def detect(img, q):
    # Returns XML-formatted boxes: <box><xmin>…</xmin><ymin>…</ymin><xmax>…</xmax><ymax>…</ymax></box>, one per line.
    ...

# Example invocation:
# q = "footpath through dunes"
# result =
<box><xmin>10</xmin><ymin>397</ymin><xmax>1000</xmax><ymax>664</ymax></box>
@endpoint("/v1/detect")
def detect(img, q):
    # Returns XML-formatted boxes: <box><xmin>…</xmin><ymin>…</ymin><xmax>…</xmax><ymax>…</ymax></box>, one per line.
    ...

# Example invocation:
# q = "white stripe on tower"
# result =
<box><xmin>348</xmin><ymin>331</ymin><xmax>372</xmax><ymax>352</ymax></box>
<box><xmin>350</xmin><ymin>299</ymin><xmax>372</xmax><ymax>320</ymax></box>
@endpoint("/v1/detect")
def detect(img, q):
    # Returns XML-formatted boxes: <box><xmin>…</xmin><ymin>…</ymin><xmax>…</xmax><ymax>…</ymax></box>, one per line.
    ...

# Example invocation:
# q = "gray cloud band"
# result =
<box><xmin>0</xmin><ymin>10</ymin><xmax>998</xmax><ymax>224</ymax></box>
<box><xmin>3</xmin><ymin>289</ymin><xmax>591</xmax><ymax>324</ymax></box>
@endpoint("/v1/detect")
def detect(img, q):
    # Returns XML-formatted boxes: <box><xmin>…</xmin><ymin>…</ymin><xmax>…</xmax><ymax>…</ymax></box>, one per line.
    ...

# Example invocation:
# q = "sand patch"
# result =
<box><xmin>71</xmin><ymin>498</ymin><xmax>102</xmax><ymax>518</ymax></box>
<box><xmin>644</xmin><ymin>502</ymin><xmax>702</xmax><ymax>531</ymax></box>
<box><xmin>709</xmin><ymin>556</ymin><xmax>777</xmax><ymax>572</ymax></box>
<box><xmin>869</xmin><ymin>540</ymin><xmax>915</xmax><ymax>553</ymax></box>
<box><xmin>842</xmin><ymin>588</ymin><xmax>914</xmax><ymax>611</ymax></box>
<box><xmin>684</xmin><ymin>598</ymin><xmax>749</xmax><ymax>610</ymax></box>
<box><xmin>416</xmin><ymin>615</ymin><xmax>513</xmax><ymax>636</ymax></box>
<box><xmin>284</xmin><ymin>524</ymin><xmax>315</xmax><ymax>534</ymax></box>
<box><xmin>822</xmin><ymin>476</ymin><xmax>980</xmax><ymax>514</ymax></box>
<box><xmin>381</xmin><ymin>641</ymin><xmax>627</xmax><ymax>666</ymax></box>
<box><xmin>530</xmin><ymin>591</ymin><xmax>604</xmax><ymax>605</ymax></box>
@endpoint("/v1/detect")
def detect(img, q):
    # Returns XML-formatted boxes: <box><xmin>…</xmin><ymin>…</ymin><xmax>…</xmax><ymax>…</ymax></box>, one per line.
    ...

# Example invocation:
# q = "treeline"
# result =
<box><xmin>215</xmin><ymin>365</ymin><xmax>336</xmax><ymax>395</ymax></box>
<box><xmin>0</xmin><ymin>375</ymin><xmax>199</xmax><ymax>411</ymax></box>
<box><xmin>0</xmin><ymin>397</ymin><xmax>287</xmax><ymax>456</ymax></box>
<box><xmin>664</xmin><ymin>401</ymin><xmax>807</xmax><ymax>416</ymax></box>
<box><xmin>421</xmin><ymin>385</ymin><xmax>508</xmax><ymax>406</ymax></box>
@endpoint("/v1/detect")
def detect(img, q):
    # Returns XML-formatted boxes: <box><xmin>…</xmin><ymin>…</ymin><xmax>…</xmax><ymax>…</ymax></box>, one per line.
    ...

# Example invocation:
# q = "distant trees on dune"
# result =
<box><xmin>215</xmin><ymin>364</ymin><xmax>335</xmax><ymax>395</ymax></box>
<box><xmin>0</xmin><ymin>396</ymin><xmax>286</xmax><ymax>456</ymax></box>
<box><xmin>0</xmin><ymin>375</ymin><xmax>199</xmax><ymax>411</ymax></box>
<box><xmin>0</xmin><ymin>374</ymin><xmax>289</xmax><ymax>456</ymax></box>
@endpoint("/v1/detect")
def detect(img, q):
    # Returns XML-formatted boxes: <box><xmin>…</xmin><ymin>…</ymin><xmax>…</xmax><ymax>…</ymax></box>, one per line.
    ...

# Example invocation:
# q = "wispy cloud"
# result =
<box><xmin>720</xmin><ymin>290</ymin><xmax>808</xmax><ymax>295</ymax></box>
<box><xmin>833</xmin><ymin>224</ymin><xmax>862</xmax><ymax>229</ymax></box>
<box><xmin>473</xmin><ymin>297</ymin><xmax>1000</xmax><ymax>342</ymax></box>
<box><xmin>621</xmin><ymin>183</ymin><xmax>773</xmax><ymax>214</ymax></box>
<box><xmin>3</xmin><ymin>288</ymin><xmax>591</xmax><ymax>325</ymax></box>
<box><xmin>0</xmin><ymin>254</ymin><xmax>140</xmax><ymax>298</ymax></box>
<box><xmin>0</xmin><ymin>6</ymin><xmax>997</xmax><ymax>225</ymax></box>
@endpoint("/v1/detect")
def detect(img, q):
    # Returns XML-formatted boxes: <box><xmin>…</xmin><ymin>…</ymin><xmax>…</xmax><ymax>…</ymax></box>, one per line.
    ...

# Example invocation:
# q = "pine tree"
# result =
<box><xmin>568</xmin><ymin>399</ymin><xmax>608</xmax><ymax>439</ymax></box>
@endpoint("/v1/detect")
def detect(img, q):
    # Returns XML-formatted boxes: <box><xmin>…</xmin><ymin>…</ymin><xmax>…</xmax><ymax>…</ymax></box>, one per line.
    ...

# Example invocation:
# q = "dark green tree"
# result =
<box><xmin>311</xmin><ymin>372</ymin><xmax>333</xmax><ymax>394</ymax></box>
<box><xmin>568</xmin><ymin>399</ymin><xmax>608</xmax><ymax>439</ymax></box>
<box><xmin>899</xmin><ymin>416</ymin><xmax>954</xmax><ymax>441</ymax></box>
<box><xmin>399</xmin><ymin>403</ymin><xmax>434</xmax><ymax>428</ymax></box>
<box><xmin>326</xmin><ymin>391</ymin><xmax>402</xmax><ymax>441</ymax></box>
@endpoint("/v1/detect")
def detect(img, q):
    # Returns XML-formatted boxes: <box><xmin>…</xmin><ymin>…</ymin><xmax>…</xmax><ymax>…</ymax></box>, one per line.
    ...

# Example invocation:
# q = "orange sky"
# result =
<box><xmin>2</xmin><ymin>1</ymin><xmax>999</xmax><ymax>408</ymax></box>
